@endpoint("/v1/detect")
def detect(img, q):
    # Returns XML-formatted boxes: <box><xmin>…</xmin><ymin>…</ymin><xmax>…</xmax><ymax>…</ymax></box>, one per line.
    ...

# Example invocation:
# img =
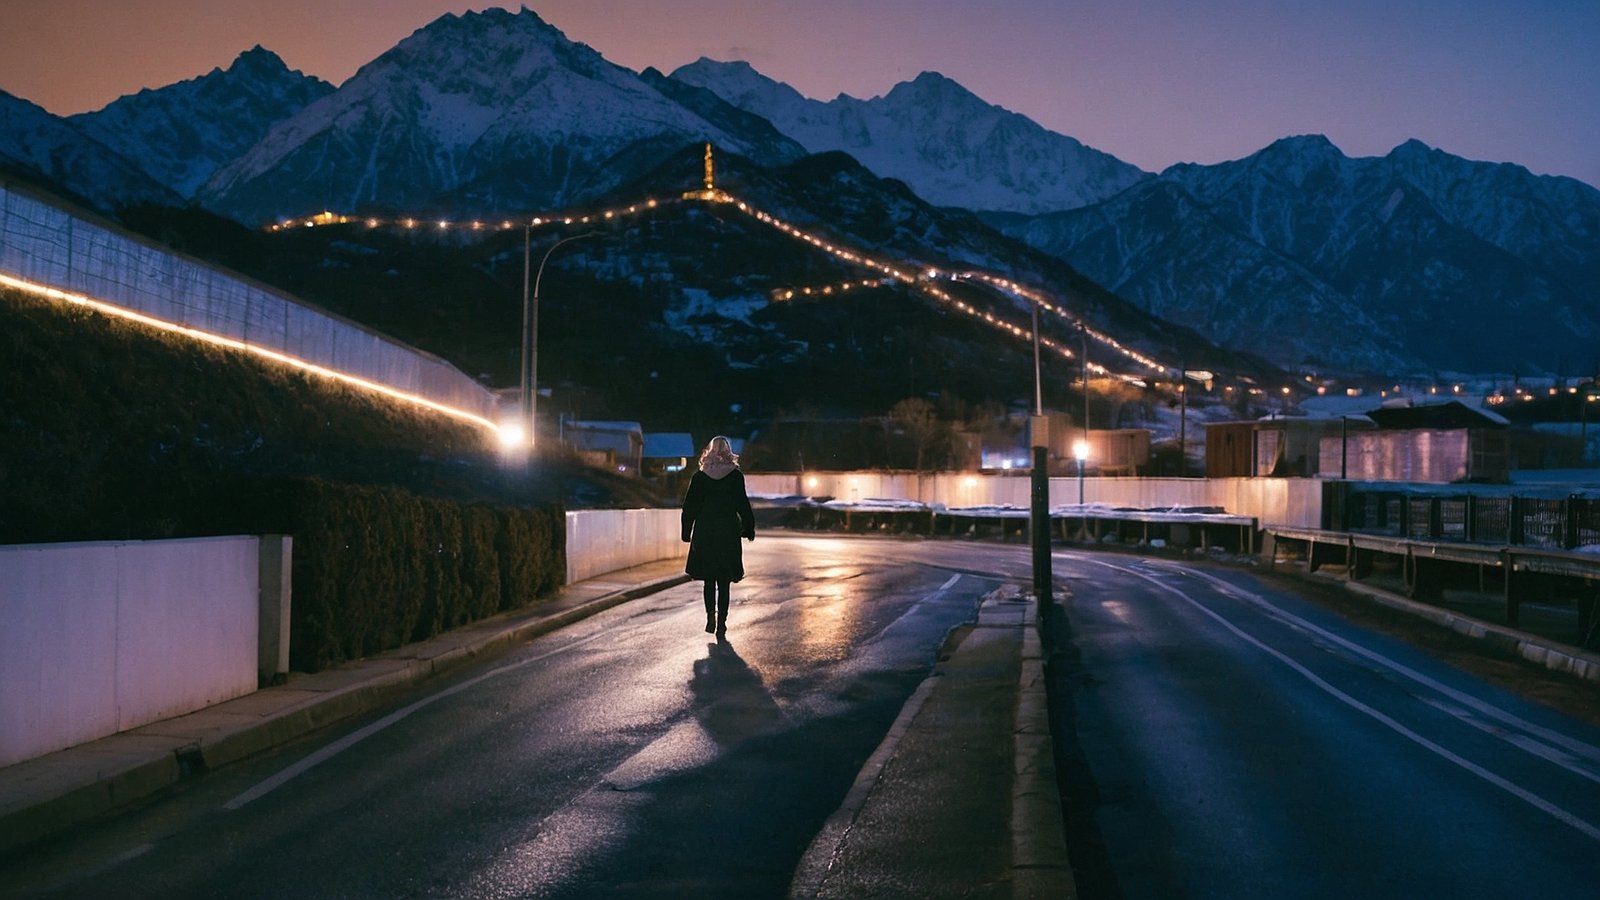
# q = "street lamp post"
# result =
<box><xmin>1073</xmin><ymin>438</ymin><xmax>1089</xmax><ymax>541</ymax></box>
<box><xmin>522</xmin><ymin>229</ymin><xmax>599</xmax><ymax>454</ymax></box>
<box><xmin>1029</xmin><ymin>299</ymin><xmax>1051</xmax><ymax>603</ymax></box>
<box><xmin>1081</xmin><ymin>319</ymin><xmax>1090</xmax><ymax>449</ymax></box>
<box><xmin>1583</xmin><ymin>388</ymin><xmax>1597</xmax><ymax>464</ymax></box>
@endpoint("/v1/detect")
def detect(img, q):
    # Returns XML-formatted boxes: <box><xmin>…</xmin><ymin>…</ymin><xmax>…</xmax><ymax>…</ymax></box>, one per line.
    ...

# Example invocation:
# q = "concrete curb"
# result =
<box><xmin>787</xmin><ymin>585</ymin><xmax>1076</xmax><ymax>900</ymax></box>
<box><xmin>0</xmin><ymin>572</ymin><xmax>690</xmax><ymax>856</ymax></box>
<box><xmin>1332</xmin><ymin>576</ymin><xmax>1600</xmax><ymax>683</ymax></box>
<box><xmin>1012</xmin><ymin>593</ymin><xmax>1076</xmax><ymax>900</ymax></box>
<box><xmin>787</xmin><ymin>672</ymin><xmax>941</xmax><ymax>898</ymax></box>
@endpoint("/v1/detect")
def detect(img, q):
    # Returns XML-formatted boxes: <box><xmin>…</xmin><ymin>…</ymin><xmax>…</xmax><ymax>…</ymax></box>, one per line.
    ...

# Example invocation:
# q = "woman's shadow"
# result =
<box><xmin>689</xmin><ymin>640</ymin><xmax>785</xmax><ymax>749</ymax></box>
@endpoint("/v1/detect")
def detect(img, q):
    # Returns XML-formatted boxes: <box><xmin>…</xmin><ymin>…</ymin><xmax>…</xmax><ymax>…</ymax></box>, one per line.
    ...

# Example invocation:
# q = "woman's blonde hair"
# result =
<box><xmin>699</xmin><ymin>435</ymin><xmax>739</xmax><ymax>469</ymax></box>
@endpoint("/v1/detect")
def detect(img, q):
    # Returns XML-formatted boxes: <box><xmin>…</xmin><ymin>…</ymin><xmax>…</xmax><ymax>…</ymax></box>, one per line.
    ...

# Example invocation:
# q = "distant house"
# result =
<box><xmin>1206</xmin><ymin>416</ymin><xmax>1367</xmax><ymax>478</ymax></box>
<box><xmin>642</xmin><ymin>432</ymin><xmax>697</xmax><ymax>479</ymax></box>
<box><xmin>1316</xmin><ymin>400</ymin><xmax>1510</xmax><ymax>483</ymax></box>
<box><xmin>564</xmin><ymin>421</ymin><xmax>644</xmax><ymax>475</ymax></box>
<box><xmin>1085</xmin><ymin>429</ymin><xmax>1151</xmax><ymax>476</ymax></box>
<box><xmin>987</xmin><ymin>415</ymin><xmax>1150</xmax><ymax>475</ymax></box>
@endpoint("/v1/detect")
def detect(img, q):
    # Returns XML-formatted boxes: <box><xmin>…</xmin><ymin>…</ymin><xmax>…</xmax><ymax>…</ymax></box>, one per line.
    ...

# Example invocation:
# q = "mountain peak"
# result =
<box><xmin>672</xmin><ymin>59</ymin><xmax>1146</xmax><ymax>213</ymax></box>
<box><xmin>885</xmin><ymin>70</ymin><xmax>979</xmax><ymax>105</ymax></box>
<box><xmin>201</xmin><ymin>9</ymin><xmax>806</xmax><ymax>221</ymax></box>
<box><xmin>909</xmin><ymin>70</ymin><xmax>958</xmax><ymax>88</ymax></box>
<box><xmin>69</xmin><ymin>41</ymin><xmax>334</xmax><ymax>198</ymax></box>
<box><xmin>1263</xmin><ymin>134</ymin><xmax>1343</xmax><ymax>158</ymax></box>
<box><xmin>233</xmin><ymin>45</ymin><xmax>284</xmax><ymax>68</ymax></box>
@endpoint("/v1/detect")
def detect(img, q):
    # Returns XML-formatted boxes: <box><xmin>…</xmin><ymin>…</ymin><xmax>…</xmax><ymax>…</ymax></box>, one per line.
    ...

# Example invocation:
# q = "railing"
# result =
<box><xmin>1329</xmin><ymin>482</ymin><xmax>1600</xmax><ymax>552</ymax></box>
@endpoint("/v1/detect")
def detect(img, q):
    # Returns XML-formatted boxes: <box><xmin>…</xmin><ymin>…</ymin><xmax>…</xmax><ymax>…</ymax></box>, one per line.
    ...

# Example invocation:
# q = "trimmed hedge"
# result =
<box><xmin>220</xmin><ymin>477</ymin><xmax>564</xmax><ymax>673</ymax></box>
<box><xmin>2</xmin><ymin>286</ymin><xmax>590</xmax><ymax>674</ymax></box>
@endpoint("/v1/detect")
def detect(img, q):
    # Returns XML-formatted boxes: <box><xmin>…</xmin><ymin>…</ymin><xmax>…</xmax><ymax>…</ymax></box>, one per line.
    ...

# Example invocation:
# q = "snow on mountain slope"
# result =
<box><xmin>670</xmin><ymin>58</ymin><xmax>1148</xmax><ymax>215</ymax></box>
<box><xmin>0</xmin><ymin>89</ymin><xmax>182</xmax><ymax>211</ymax></box>
<box><xmin>1001</xmin><ymin>135</ymin><xmax>1600</xmax><ymax>374</ymax></box>
<box><xmin>199</xmin><ymin>8</ymin><xmax>804</xmax><ymax>223</ymax></box>
<box><xmin>71</xmin><ymin>47</ymin><xmax>333</xmax><ymax>199</ymax></box>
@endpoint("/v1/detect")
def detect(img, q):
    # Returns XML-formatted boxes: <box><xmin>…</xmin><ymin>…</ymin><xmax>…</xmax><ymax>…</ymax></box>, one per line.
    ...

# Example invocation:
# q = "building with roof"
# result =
<box><xmin>563</xmin><ymin>421</ymin><xmax>644</xmax><ymax>476</ymax></box>
<box><xmin>642</xmin><ymin>432</ymin><xmax>697</xmax><ymax>479</ymax></box>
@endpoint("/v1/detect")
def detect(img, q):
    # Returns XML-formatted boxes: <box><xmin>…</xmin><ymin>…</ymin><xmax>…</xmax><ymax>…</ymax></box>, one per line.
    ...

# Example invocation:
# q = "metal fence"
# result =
<box><xmin>1332</xmin><ymin>483</ymin><xmax>1600</xmax><ymax>552</ymax></box>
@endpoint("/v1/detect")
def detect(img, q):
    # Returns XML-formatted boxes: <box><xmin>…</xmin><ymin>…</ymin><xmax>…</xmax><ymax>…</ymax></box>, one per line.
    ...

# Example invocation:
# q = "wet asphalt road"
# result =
<box><xmin>5</xmin><ymin>534</ymin><xmax>1017</xmax><ymax>899</ymax></box>
<box><xmin>1052</xmin><ymin>551</ymin><xmax>1600</xmax><ymax>899</ymax></box>
<box><xmin>10</xmin><ymin>536</ymin><xmax>1600</xmax><ymax>899</ymax></box>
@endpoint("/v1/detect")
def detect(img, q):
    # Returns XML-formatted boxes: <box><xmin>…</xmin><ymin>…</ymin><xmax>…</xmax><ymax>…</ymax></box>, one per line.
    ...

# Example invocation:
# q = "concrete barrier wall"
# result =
<box><xmin>565</xmin><ymin>508</ymin><xmax>686</xmax><ymax>584</ymax></box>
<box><xmin>745</xmin><ymin>472</ymin><xmax>1324</xmax><ymax>529</ymax></box>
<box><xmin>0</xmin><ymin>179</ymin><xmax>499</xmax><ymax>424</ymax></box>
<box><xmin>0</xmin><ymin>536</ymin><xmax>265</xmax><ymax>768</ymax></box>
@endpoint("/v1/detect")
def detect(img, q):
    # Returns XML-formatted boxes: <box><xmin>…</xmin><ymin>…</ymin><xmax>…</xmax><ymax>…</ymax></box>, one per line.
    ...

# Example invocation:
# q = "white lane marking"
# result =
<box><xmin>1084</xmin><ymin>557</ymin><xmax>1600</xmax><ymax>843</ymax></box>
<box><xmin>858</xmin><ymin>573</ymin><xmax>965</xmax><ymax>645</ymax></box>
<box><xmin>1158</xmin><ymin>562</ymin><xmax>1600</xmax><ymax>781</ymax></box>
<box><xmin>223</xmin><ymin>627</ymin><xmax>619</xmax><ymax>810</ymax></box>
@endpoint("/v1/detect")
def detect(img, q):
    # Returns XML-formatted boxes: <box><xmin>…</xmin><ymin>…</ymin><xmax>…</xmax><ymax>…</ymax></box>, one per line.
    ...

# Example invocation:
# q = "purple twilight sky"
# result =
<box><xmin>2</xmin><ymin>0</ymin><xmax>1595</xmax><ymax>187</ymax></box>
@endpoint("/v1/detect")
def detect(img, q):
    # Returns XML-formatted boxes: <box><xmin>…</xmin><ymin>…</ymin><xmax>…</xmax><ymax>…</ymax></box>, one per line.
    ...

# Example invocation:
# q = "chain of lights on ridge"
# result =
<box><xmin>272</xmin><ymin>144</ymin><xmax>1228</xmax><ymax>396</ymax></box>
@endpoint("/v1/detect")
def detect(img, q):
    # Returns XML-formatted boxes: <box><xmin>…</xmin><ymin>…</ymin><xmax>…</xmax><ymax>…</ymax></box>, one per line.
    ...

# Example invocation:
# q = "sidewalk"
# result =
<box><xmin>789</xmin><ymin>586</ymin><xmax>1075</xmax><ymax>899</ymax></box>
<box><xmin>0</xmin><ymin>561</ymin><xmax>1074</xmax><ymax>898</ymax></box>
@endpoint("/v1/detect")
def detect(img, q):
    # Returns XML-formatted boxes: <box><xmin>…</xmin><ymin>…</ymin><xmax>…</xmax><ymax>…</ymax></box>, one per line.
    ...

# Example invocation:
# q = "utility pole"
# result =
<box><xmin>1030</xmin><ymin>301</ymin><xmax>1051</xmax><ymax>603</ymax></box>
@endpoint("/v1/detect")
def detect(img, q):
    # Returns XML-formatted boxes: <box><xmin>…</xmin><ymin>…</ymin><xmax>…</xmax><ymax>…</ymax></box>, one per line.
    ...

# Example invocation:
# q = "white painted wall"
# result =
<box><xmin>565</xmin><ymin>508</ymin><xmax>686</xmax><ymax>584</ymax></box>
<box><xmin>0</xmin><ymin>537</ymin><xmax>261</xmax><ymax>768</ymax></box>
<box><xmin>745</xmin><ymin>472</ymin><xmax>1325</xmax><ymax>529</ymax></box>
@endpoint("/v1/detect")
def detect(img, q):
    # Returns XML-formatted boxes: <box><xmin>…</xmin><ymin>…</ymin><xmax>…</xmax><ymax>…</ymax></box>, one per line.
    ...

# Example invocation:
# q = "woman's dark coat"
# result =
<box><xmin>681</xmin><ymin>468</ymin><xmax>756</xmax><ymax>582</ymax></box>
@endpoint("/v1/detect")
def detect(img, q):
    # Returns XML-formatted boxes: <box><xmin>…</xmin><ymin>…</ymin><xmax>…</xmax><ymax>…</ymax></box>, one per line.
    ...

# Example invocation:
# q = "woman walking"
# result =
<box><xmin>681</xmin><ymin>436</ymin><xmax>756</xmax><ymax>638</ymax></box>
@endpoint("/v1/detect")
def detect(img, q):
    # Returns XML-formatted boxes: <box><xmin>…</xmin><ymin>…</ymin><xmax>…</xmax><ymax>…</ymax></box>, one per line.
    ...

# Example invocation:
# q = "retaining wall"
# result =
<box><xmin>0</xmin><ymin>536</ymin><xmax>288</xmax><ymax>768</ymax></box>
<box><xmin>565</xmin><ymin>508</ymin><xmax>686</xmax><ymax>584</ymax></box>
<box><xmin>0</xmin><ymin>179</ymin><xmax>499</xmax><ymax>425</ymax></box>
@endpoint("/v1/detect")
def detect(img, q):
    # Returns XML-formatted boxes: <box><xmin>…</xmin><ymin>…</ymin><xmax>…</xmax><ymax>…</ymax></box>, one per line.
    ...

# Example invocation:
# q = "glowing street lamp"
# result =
<box><xmin>1073</xmin><ymin>439</ymin><xmax>1089</xmax><ymax>505</ymax></box>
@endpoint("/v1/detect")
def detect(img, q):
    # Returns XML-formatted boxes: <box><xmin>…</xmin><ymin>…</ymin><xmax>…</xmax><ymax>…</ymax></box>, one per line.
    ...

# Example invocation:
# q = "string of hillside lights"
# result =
<box><xmin>267</xmin><ymin>144</ymin><xmax>1261</xmax><ymax>398</ymax></box>
<box><xmin>267</xmin><ymin>196</ymin><xmax>683</xmax><ymax>234</ymax></box>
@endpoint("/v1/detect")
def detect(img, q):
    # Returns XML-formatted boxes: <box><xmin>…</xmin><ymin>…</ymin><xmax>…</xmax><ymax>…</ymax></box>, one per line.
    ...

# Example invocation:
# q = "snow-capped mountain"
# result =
<box><xmin>669</xmin><ymin>59</ymin><xmax>1148</xmax><ymax>215</ymax></box>
<box><xmin>0</xmin><ymin>89</ymin><xmax>182</xmax><ymax>212</ymax></box>
<box><xmin>998</xmin><ymin>136</ymin><xmax>1600</xmax><ymax>375</ymax></box>
<box><xmin>6</xmin><ymin>3</ymin><xmax>1593</xmax><ymax>384</ymax></box>
<box><xmin>71</xmin><ymin>46</ymin><xmax>333</xmax><ymax>199</ymax></box>
<box><xmin>199</xmin><ymin>8</ymin><xmax>805</xmax><ymax>223</ymax></box>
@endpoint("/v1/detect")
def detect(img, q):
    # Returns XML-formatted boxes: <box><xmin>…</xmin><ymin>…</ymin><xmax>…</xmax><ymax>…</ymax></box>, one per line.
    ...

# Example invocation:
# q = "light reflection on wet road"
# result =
<box><xmin>5</xmin><ymin>534</ymin><xmax>1018</xmax><ymax>899</ymax></box>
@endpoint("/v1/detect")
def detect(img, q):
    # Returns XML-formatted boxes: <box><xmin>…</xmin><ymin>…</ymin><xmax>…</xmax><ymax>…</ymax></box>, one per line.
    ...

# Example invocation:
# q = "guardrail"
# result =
<box><xmin>1325</xmin><ymin>483</ymin><xmax>1600</xmax><ymax>552</ymax></box>
<box><xmin>1265</xmin><ymin>483</ymin><xmax>1600</xmax><ymax>652</ymax></box>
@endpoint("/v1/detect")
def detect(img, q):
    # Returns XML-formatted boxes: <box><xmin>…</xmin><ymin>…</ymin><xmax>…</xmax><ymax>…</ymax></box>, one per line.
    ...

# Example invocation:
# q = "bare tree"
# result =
<box><xmin>889</xmin><ymin>397</ymin><xmax>941</xmax><ymax>472</ymax></box>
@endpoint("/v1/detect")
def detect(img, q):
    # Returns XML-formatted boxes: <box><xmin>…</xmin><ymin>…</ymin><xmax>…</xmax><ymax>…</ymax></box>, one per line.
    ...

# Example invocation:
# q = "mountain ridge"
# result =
<box><xmin>998</xmin><ymin>135</ymin><xmax>1600</xmax><ymax>374</ymax></box>
<box><xmin>70</xmin><ymin>46</ymin><xmax>333</xmax><ymax>198</ymax></box>
<box><xmin>2</xmin><ymin>6</ymin><xmax>1591</xmax><ymax>381</ymax></box>
<box><xmin>669</xmin><ymin>58</ymin><xmax>1150</xmax><ymax>215</ymax></box>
